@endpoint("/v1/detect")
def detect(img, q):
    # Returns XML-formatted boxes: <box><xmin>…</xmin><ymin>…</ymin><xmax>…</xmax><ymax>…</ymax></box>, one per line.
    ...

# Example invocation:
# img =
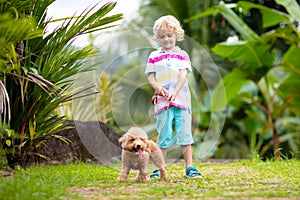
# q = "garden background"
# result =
<box><xmin>0</xmin><ymin>0</ymin><xmax>300</xmax><ymax>199</ymax></box>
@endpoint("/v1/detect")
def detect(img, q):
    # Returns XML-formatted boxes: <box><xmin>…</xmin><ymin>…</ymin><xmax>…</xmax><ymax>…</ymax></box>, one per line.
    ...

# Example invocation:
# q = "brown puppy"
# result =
<box><xmin>117</xmin><ymin>127</ymin><xmax>167</xmax><ymax>182</ymax></box>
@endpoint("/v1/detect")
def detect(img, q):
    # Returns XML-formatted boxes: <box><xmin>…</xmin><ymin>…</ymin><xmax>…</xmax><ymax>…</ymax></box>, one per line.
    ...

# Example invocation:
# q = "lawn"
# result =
<box><xmin>0</xmin><ymin>159</ymin><xmax>299</xmax><ymax>200</ymax></box>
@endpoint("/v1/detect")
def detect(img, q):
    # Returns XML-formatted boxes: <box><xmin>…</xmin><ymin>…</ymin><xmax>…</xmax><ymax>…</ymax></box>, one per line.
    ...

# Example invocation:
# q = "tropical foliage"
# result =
<box><xmin>0</xmin><ymin>0</ymin><xmax>122</xmax><ymax>167</ymax></box>
<box><xmin>2</xmin><ymin>0</ymin><xmax>298</xmax><ymax>168</ymax></box>
<box><xmin>187</xmin><ymin>0</ymin><xmax>300</xmax><ymax>158</ymax></box>
<box><xmin>105</xmin><ymin>0</ymin><xmax>300</xmax><ymax>159</ymax></box>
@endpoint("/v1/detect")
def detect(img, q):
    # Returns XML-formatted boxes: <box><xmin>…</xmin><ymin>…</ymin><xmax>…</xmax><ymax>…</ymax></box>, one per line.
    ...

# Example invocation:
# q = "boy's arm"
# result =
<box><xmin>147</xmin><ymin>72</ymin><xmax>167</xmax><ymax>96</ymax></box>
<box><xmin>168</xmin><ymin>69</ymin><xmax>188</xmax><ymax>102</ymax></box>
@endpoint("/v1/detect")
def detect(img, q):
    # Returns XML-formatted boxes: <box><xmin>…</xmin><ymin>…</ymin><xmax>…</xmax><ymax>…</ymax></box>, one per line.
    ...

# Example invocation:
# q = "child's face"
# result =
<box><xmin>157</xmin><ymin>30</ymin><xmax>176</xmax><ymax>52</ymax></box>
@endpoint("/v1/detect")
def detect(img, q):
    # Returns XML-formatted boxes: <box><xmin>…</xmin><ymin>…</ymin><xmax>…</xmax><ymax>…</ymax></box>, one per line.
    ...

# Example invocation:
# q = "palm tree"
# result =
<box><xmin>0</xmin><ymin>0</ymin><xmax>122</xmax><ymax>167</ymax></box>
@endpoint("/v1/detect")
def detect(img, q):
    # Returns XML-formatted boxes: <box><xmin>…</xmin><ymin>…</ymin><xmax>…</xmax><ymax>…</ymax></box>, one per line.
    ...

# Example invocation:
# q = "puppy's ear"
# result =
<box><xmin>145</xmin><ymin>140</ymin><xmax>153</xmax><ymax>153</ymax></box>
<box><xmin>118</xmin><ymin>136</ymin><xmax>125</xmax><ymax>144</ymax></box>
<box><xmin>118</xmin><ymin>135</ymin><xmax>127</xmax><ymax>150</ymax></box>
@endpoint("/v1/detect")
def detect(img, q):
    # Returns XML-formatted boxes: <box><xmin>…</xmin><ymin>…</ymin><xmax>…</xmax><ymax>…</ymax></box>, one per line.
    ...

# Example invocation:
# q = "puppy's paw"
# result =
<box><xmin>134</xmin><ymin>173</ymin><xmax>150</xmax><ymax>182</ymax></box>
<box><xmin>116</xmin><ymin>173</ymin><xmax>128</xmax><ymax>182</ymax></box>
<box><xmin>159</xmin><ymin>168</ymin><xmax>168</xmax><ymax>181</ymax></box>
<box><xmin>116</xmin><ymin>177</ymin><xmax>126</xmax><ymax>182</ymax></box>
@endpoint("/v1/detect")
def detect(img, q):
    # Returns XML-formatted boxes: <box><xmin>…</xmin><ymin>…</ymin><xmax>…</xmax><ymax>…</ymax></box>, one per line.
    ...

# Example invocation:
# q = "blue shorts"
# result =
<box><xmin>156</xmin><ymin>106</ymin><xmax>194</xmax><ymax>148</ymax></box>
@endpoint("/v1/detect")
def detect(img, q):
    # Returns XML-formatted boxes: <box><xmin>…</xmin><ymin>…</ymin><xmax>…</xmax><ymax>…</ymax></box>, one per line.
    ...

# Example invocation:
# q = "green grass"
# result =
<box><xmin>1</xmin><ymin>160</ymin><xmax>300</xmax><ymax>200</ymax></box>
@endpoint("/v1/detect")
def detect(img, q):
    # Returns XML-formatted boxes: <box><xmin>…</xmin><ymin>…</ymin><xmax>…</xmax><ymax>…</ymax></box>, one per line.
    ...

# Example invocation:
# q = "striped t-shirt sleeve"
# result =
<box><xmin>145</xmin><ymin>52</ymin><xmax>156</xmax><ymax>75</ymax></box>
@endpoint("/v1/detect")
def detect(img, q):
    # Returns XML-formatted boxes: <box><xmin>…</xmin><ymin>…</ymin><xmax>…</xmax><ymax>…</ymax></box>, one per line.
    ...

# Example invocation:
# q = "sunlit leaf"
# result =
<box><xmin>185</xmin><ymin>1</ymin><xmax>258</xmax><ymax>39</ymax></box>
<box><xmin>275</xmin><ymin>0</ymin><xmax>300</xmax><ymax>22</ymax></box>
<box><xmin>237</xmin><ymin>1</ymin><xmax>290</xmax><ymax>28</ymax></box>
<box><xmin>211</xmin><ymin>69</ymin><xmax>250</xmax><ymax>111</ymax></box>
<box><xmin>212</xmin><ymin>39</ymin><xmax>275</xmax><ymax>68</ymax></box>
<box><xmin>276</xmin><ymin>72</ymin><xmax>300</xmax><ymax>114</ymax></box>
<box><xmin>5</xmin><ymin>139</ymin><xmax>11</xmax><ymax>147</ymax></box>
<box><xmin>282</xmin><ymin>45</ymin><xmax>300</xmax><ymax>75</ymax></box>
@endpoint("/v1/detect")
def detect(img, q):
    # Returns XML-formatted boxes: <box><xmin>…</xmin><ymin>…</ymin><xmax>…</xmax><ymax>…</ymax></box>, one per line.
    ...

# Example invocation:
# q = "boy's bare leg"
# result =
<box><xmin>181</xmin><ymin>145</ymin><xmax>192</xmax><ymax>169</ymax></box>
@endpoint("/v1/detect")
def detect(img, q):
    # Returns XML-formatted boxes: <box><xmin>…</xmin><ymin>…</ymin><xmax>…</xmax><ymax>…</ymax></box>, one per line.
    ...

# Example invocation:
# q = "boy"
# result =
<box><xmin>145</xmin><ymin>15</ymin><xmax>202</xmax><ymax>178</ymax></box>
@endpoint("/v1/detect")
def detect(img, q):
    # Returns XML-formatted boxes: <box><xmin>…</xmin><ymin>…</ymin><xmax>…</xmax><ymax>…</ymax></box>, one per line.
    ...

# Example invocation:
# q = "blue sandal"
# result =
<box><xmin>186</xmin><ymin>166</ymin><xmax>202</xmax><ymax>178</ymax></box>
<box><xmin>150</xmin><ymin>169</ymin><xmax>160</xmax><ymax>179</ymax></box>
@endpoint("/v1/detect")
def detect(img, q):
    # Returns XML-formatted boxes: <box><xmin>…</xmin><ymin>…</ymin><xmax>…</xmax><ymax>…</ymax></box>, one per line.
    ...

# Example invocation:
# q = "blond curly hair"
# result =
<box><xmin>153</xmin><ymin>15</ymin><xmax>184</xmax><ymax>42</ymax></box>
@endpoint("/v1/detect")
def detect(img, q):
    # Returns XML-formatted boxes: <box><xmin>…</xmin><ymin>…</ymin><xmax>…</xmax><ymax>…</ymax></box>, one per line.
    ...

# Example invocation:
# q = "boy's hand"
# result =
<box><xmin>168</xmin><ymin>91</ymin><xmax>176</xmax><ymax>102</ymax></box>
<box><xmin>157</xmin><ymin>86</ymin><xmax>167</xmax><ymax>97</ymax></box>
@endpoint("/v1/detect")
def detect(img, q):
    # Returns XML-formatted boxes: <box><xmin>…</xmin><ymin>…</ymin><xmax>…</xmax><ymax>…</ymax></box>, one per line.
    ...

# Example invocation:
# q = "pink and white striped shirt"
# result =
<box><xmin>145</xmin><ymin>46</ymin><xmax>192</xmax><ymax>115</ymax></box>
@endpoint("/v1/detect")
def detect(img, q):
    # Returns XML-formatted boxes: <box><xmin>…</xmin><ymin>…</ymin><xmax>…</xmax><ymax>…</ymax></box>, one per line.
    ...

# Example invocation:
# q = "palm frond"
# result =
<box><xmin>0</xmin><ymin>80</ymin><xmax>10</xmax><ymax>123</ymax></box>
<box><xmin>1</xmin><ymin>0</ymin><xmax>123</xmax><ymax>167</ymax></box>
